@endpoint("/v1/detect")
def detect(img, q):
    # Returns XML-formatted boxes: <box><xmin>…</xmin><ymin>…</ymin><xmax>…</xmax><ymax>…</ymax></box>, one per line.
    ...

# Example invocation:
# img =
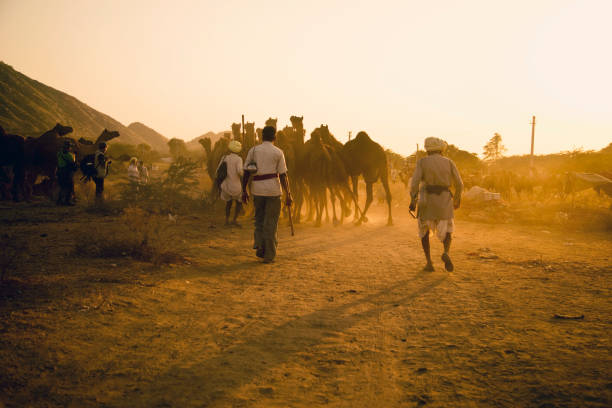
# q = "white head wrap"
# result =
<box><xmin>424</xmin><ymin>137</ymin><xmax>447</xmax><ymax>152</ymax></box>
<box><xmin>228</xmin><ymin>140</ymin><xmax>242</xmax><ymax>153</ymax></box>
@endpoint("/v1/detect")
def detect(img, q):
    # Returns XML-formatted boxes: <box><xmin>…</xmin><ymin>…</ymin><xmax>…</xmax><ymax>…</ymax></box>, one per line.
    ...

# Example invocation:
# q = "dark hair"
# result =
<box><xmin>99</xmin><ymin>142</ymin><xmax>107</xmax><ymax>149</ymax></box>
<box><xmin>262</xmin><ymin>126</ymin><xmax>276</xmax><ymax>141</ymax></box>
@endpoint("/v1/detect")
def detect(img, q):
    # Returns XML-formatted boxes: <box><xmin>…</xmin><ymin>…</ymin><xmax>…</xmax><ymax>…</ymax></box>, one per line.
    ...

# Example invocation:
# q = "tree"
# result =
<box><xmin>167</xmin><ymin>138</ymin><xmax>188</xmax><ymax>160</ymax></box>
<box><xmin>136</xmin><ymin>143</ymin><xmax>160</xmax><ymax>164</ymax></box>
<box><xmin>483</xmin><ymin>133</ymin><xmax>507</xmax><ymax>161</ymax></box>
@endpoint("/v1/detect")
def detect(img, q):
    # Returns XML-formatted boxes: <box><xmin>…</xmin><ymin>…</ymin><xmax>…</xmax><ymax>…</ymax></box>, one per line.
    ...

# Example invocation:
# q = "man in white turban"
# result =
<box><xmin>217</xmin><ymin>140</ymin><xmax>244</xmax><ymax>226</ymax></box>
<box><xmin>410</xmin><ymin>137</ymin><xmax>463</xmax><ymax>272</ymax></box>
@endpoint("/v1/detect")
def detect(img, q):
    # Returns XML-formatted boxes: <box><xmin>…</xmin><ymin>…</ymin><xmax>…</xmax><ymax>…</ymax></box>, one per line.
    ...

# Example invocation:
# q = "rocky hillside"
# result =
<box><xmin>0</xmin><ymin>62</ymin><xmax>167</xmax><ymax>151</ymax></box>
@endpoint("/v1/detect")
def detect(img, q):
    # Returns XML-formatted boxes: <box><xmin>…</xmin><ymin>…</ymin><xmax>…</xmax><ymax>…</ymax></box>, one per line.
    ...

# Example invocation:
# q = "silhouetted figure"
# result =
<box><xmin>410</xmin><ymin>137</ymin><xmax>463</xmax><ymax>272</ymax></box>
<box><xmin>93</xmin><ymin>142</ymin><xmax>110</xmax><ymax>203</ymax></box>
<box><xmin>241</xmin><ymin>126</ymin><xmax>292</xmax><ymax>263</ymax></box>
<box><xmin>56</xmin><ymin>140</ymin><xmax>77</xmax><ymax>205</ymax></box>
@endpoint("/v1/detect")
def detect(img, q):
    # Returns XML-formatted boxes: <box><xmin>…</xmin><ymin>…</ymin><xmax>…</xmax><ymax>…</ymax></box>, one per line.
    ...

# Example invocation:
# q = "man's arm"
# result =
<box><xmin>409</xmin><ymin>160</ymin><xmax>422</xmax><ymax>211</ymax></box>
<box><xmin>450</xmin><ymin>161</ymin><xmax>463</xmax><ymax>209</ymax></box>
<box><xmin>241</xmin><ymin>171</ymin><xmax>251</xmax><ymax>203</ymax></box>
<box><xmin>279</xmin><ymin>173</ymin><xmax>292</xmax><ymax>206</ymax></box>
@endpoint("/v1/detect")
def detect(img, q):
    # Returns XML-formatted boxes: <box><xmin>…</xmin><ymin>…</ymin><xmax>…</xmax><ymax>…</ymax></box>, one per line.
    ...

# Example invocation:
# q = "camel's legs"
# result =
<box><xmin>329</xmin><ymin>187</ymin><xmax>339</xmax><ymax>226</ymax></box>
<box><xmin>380</xmin><ymin>172</ymin><xmax>393</xmax><ymax>226</ymax></box>
<box><xmin>306</xmin><ymin>190</ymin><xmax>315</xmax><ymax>222</ymax></box>
<box><xmin>357</xmin><ymin>181</ymin><xmax>374</xmax><ymax>224</ymax></box>
<box><xmin>351</xmin><ymin>175</ymin><xmax>359</xmax><ymax>220</ymax></box>
<box><xmin>323</xmin><ymin>191</ymin><xmax>330</xmax><ymax>223</ymax></box>
<box><xmin>314</xmin><ymin>188</ymin><xmax>324</xmax><ymax>227</ymax></box>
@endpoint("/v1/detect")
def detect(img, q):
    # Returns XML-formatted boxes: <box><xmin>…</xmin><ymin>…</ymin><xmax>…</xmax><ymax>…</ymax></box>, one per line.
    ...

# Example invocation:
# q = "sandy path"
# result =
<box><xmin>0</xmin><ymin>207</ymin><xmax>610</xmax><ymax>407</ymax></box>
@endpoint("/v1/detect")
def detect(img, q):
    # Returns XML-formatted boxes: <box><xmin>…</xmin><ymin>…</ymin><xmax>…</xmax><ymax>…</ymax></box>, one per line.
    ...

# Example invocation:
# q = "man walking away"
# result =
<box><xmin>93</xmin><ymin>142</ymin><xmax>110</xmax><ymax>203</ymax></box>
<box><xmin>410</xmin><ymin>137</ymin><xmax>463</xmax><ymax>272</ymax></box>
<box><xmin>218</xmin><ymin>140</ymin><xmax>244</xmax><ymax>226</ymax></box>
<box><xmin>241</xmin><ymin>126</ymin><xmax>292</xmax><ymax>263</ymax></box>
<box><xmin>56</xmin><ymin>140</ymin><xmax>77</xmax><ymax>205</ymax></box>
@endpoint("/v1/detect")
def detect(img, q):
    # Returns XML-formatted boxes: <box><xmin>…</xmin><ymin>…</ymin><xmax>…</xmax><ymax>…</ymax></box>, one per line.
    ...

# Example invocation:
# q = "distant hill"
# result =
<box><xmin>185</xmin><ymin>131</ymin><xmax>228</xmax><ymax>151</ymax></box>
<box><xmin>0</xmin><ymin>61</ymin><xmax>167</xmax><ymax>150</ymax></box>
<box><xmin>127</xmin><ymin>122</ymin><xmax>169</xmax><ymax>152</ymax></box>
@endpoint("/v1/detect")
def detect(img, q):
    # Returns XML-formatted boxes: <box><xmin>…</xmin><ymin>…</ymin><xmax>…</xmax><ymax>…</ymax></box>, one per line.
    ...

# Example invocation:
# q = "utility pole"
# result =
<box><xmin>348</xmin><ymin>131</ymin><xmax>352</xmax><ymax>141</ymax></box>
<box><xmin>241</xmin><ymin>114</ymin><xmax>245</xmax><ymax>144</ymax></box>
<box><xmin>530</xmin><ymin>115</ymin><xmax>536</xmax><ymax>170</ymax></box>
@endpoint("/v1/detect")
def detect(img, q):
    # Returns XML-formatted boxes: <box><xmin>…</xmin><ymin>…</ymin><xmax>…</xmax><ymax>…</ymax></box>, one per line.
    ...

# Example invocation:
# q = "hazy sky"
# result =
<box><xmin>1</xmin><ymin>0</ymin><xmax>610</xmax><ymax>156</ymax></box>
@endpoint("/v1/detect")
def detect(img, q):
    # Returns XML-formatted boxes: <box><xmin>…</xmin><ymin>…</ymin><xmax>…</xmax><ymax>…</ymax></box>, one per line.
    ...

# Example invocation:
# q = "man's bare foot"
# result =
<box><xmin>423</xmin><ymin>262</ymin><xmax>434</xmax><ymax>272</ymax></box>
<box><xmin>441</xmin><ymin>253</ymin><xmax>454</xmax><ymax>272</ymax></box>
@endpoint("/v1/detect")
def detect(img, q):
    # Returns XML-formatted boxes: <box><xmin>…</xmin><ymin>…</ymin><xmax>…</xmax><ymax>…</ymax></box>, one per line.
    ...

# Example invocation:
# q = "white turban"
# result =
<box><xmin>228</xmin><ymin>140</ymin><xmax>242</xmax><ymax>153</ymax></box>
<box><xmin>424</xmin><ymin>137</ymin><xmax>447</xmax><ymax>152</ymax></box>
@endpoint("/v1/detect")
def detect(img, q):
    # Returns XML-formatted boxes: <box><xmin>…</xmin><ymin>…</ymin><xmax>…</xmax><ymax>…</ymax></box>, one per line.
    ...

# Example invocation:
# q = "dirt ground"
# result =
<box><xmin>0</xmin><ymin>201</ymin><xmax>610</xmax><ymax>407</ymax></box>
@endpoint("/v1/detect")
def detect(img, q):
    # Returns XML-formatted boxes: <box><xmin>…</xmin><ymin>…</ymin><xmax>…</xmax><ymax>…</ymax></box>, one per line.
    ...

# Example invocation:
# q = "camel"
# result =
<box><xmin>243</xmin><ymin>122</ymin><xmax>256</xmax><ymax>156</ymax></box>
<box><xmin>301</xmin><ymin>127</ymin><xmax>360</xmax><ymax>226</ymax></box>
<box><xmin>0</xmin><ymin>126</ymin><xmax>26</xmax><ymax>201</ymax></box>
<box><xmin>290</xmin><ymin>116</ymin><xmax>305</xmax><ymax>143</ymax></box>
<box><xmin>23</xmin><ymin>126</ymin><xmax>119</xmax><ymax>198</ymax></box>
<box><xmin>286</xmin><ymin>116</ymin><xmax>308</xmax><ymax>222</ymax></box>
<box><xmin>231</xmin><ymin>123</ymin><xmax>241</xmax><ymax>142</ymax></box>
<box><xmin>199</xmin><ymin>133</ymin><xmax>231</xmax><ymax>191</ymax></box>
<box><xmin>265</xmin><ymin>117</ymin><xmax>277</xmax><ymax>129</ymax></box>
<box><xmin>76</xmin><ymin>129</ymin><xmax>120</xmax><ymax>157</ymax></box>
<box><xmin>342</xmin><ymin>131</ymin><xmax>393</xmax><ymax>226</ymax></box>
<box><xmin>23</xmin><ymin>123</ymin><xmax>74</xmax><ymax>197</ymax></box>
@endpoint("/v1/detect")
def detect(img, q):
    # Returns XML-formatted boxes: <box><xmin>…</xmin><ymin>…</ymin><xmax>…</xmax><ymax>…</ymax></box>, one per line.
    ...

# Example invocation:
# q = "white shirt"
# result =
<box><xmin>217</xmin><ymin>153</ymin><xmax>244</xmax><ymax>198</ymax></box>
<box><xmin>127</xmin><ymin>164</ymin><xmax>140</xmax><ymax>182</ymax></box>
<box><xmin>244</xmin><ymin>141</ymin><xmax>288</xmax><ymax>197</ymax></box>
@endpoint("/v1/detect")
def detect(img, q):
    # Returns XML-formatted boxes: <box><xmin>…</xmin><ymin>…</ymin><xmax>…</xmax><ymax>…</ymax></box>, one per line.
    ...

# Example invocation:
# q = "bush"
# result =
<box><xmin>74</xmin><ymin>207</ymin><xmax>186</xmax><ymax>265</ymax></box>
<box><xmin>118</xmin><ymin>158</ymin><xmax>204</xmax><ymax>213</ymax></box>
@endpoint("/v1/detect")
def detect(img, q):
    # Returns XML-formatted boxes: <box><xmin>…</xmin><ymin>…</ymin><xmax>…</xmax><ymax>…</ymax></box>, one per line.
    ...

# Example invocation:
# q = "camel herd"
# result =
<box><xmin>199</xmin><ymin>116</ymin><xmax>393</xmax><ymax>226</ymax></box>
<box><xmin>0</xmin><ymin>117</ymin><xmax>394</xmax><ymax>226</ymax></box>
<box><xmin>0</xmin><ymin>124</ymin><xmax>119</xmax><ymax>201</ymax></box>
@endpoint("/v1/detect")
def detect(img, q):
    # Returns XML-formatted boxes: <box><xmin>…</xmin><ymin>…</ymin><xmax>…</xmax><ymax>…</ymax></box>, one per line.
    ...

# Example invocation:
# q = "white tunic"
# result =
<box><xmin>217</xmin><ymin>153</ymin><xmax>244</xmax><ymax>201</ymax></box>
<box><xmin>244</xmin><ymin>141</ymin><xmax>288</xmax><ymax>197</ymax></box>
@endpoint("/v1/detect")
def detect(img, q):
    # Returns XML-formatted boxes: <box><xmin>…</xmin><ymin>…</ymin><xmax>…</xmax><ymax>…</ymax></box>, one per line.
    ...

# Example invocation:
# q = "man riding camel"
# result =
<box><xmin>410</xmin><ymin>137</ymin><xmax>463</xmax><ymax>272</ymax></box>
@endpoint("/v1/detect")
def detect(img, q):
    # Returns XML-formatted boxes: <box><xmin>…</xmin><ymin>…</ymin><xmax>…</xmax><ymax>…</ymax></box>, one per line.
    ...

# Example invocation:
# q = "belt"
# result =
<box><xmin>253</xmin><ymin>173</ymin><xmax>279</xmax><ymax>181</ymax></box>
<box><xmin>425</xmin><ymin>185</ymin><xmax>450</xmax><ymax>194</ymax></box>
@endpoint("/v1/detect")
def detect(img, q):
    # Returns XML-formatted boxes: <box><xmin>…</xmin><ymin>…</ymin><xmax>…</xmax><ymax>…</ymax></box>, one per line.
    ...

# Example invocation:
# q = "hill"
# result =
<box><xmin>185</xmin><ymin>131</ymin><xmax>227</xmax><ymax>151</ymax></box>
<box><xmin>0</xmin><ymin>61</ymin><xmax>166</xmax><ymax>149</ymax></box>
<box><xmin>127</xmin><ymin>122</ymin><xmax>169</xmax><ymax>152</ymax></box>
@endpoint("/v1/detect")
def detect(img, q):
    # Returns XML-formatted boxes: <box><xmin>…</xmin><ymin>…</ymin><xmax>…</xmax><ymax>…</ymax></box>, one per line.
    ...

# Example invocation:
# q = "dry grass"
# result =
<box><xmin>0</xmin><ymin>233</ymin><xmax>28</xmax><ymax>282</ymax></box>
<box><xmin>74</xmin><ymin>207</ymin><xmax>186</xmax><ymax>265</ymax></box>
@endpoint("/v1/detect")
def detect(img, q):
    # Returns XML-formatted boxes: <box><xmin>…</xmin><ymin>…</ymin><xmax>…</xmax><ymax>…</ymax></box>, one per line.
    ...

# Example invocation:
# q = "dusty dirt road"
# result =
<box><xmin>1</xmin><ymin>204</ymin><xmax>611</xmax><ymax>407</ymax></box>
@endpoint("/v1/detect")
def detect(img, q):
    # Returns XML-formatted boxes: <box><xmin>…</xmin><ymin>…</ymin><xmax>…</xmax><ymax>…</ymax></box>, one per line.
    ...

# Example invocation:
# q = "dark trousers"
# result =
<box><xmin>57</xmin><ymin>169</ymin><xmax>74</xmax><ymax>204</ymax></box>
<box><xmin>93</xmin><ymin>177</ymin><xmax>104</xmax><ymax>200</ymax></box>
<box><xmin>253</xmin><ymin>195</ymin><xmax>281</xmax><ymax>261</ymax></box>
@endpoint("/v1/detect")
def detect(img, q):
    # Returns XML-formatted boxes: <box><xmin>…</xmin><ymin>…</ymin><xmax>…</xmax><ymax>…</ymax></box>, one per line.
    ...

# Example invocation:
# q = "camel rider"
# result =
<box><xmin>56</xmin><ymin>140</ymin><xmax>77</xmax><ymax>206</ymax></box>
<box><xmin>410</xmin><ymin>137</ymin><xmax>463</xmax><ymax>272</ymax></box>
<box><xmin>241</xmin><ymin>126</ymin><xmax>292</xmax><ymax>263</ymax></box>
<box><xmin>93</xmin><ymin>142</ymin><xmax>110</xmax><ymax>202</ymax></box>
<box><xmin>217</xmin><ymin>140</ymin><xmax>244</xmax><ymax>226</ymax></box>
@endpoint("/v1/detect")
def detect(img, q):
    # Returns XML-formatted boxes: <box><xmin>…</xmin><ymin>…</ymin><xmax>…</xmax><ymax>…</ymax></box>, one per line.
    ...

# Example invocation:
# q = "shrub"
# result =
<box><xmin>74</xmin><ymin>207</ymin><xmax>186</xmax><ymax>265</ymax></box>
<box><xmin>118</xmin><ymin>158</ymin><xmax>204</xmax><ymax>213</ymax></box>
